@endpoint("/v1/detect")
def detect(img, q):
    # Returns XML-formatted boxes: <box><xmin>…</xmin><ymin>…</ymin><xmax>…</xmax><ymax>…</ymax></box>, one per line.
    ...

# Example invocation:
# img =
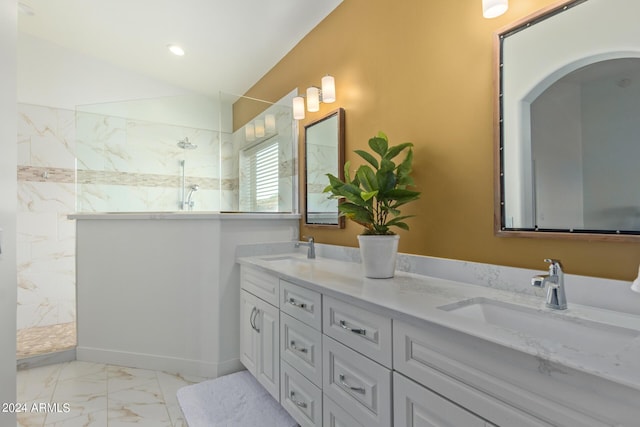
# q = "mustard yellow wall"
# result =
<box><xmin>243</xmin><ymin>0</ymin><xmax>640</xmax><ymax>281</ymax></box>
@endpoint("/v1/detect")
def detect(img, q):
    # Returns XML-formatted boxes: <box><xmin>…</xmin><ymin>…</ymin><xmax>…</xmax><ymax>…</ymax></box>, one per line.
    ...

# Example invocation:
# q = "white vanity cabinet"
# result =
<box><xmin>239</xmin><ymin>267</ymin><xmax>280</xmax><ymax>402</ymax></box>
<box><xmin>239</xmin><ymin>253</ymin><xmax>640</xmax><ymax>427</ymax></box>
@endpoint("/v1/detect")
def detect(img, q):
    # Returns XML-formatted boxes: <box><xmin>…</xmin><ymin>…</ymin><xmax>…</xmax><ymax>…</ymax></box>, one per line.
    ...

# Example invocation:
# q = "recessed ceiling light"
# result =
<box><xmin>167</xmin><ymin>44</ymin><xmax>185</xmax><ymax>56</ymax></box>
<box><xmin>18</xmin><ymin>1</ymin><xmax>35</xmax><ymax>16</ymax></box>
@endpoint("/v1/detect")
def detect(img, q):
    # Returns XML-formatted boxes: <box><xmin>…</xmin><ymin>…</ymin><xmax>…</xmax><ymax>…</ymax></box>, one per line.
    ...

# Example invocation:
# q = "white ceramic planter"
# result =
<box><xmin>357</xmin><ymin>234</ymin><xmax>400</xmax><ymax>278</ymax></box>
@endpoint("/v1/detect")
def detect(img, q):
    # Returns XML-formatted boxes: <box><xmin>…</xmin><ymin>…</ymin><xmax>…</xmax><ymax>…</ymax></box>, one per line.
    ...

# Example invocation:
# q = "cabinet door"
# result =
<box><xmin>394</xmin><ymin>372</ymin><xmax>486</xmax><ymax>427</ymax></box>
<box><xmin>240</xmin><ymin>290</ymin><xmax>259</xmax><ymax>376</ymax></box>
<box><xmin>255</xmin><ymin>296</ymin><xmax>280</xmax><ymax>401</ymax></box>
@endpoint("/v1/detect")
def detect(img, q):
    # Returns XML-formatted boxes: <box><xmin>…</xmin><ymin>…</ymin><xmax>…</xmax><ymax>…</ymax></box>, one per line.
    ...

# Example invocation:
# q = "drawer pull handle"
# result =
<box><xmin>290</xmin><ymin>391</ymin><xmax>307</xmax><ymax>408</ymax></box>
<box><xmin>287</xmin><ymin>298</ymin><xmax>307</xmax><ymax>310</ymax></box>
<box><xmin>290</xmin><ymin>340</ymin><xmax>308</xmax><ymax>353</ymax></box>
<box><xmin>339</xmin><ymin>320</ymin><xmax>366</xmax><ymax>335</ymax></box>
<box><xmin>339</xmin><ymin>374</ymin><xmax>365</xmax><ymax>394</ymax></box>
<box><xmin>250</xmin><ymin>307</ymin><xmax>260</xmax><ymax>333</ymax></box>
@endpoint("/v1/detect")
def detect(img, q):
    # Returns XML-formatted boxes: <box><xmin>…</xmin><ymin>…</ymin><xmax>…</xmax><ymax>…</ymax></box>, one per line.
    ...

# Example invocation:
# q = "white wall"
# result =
<box><xmin>75</xmin><ymin>215</ymin><xmax>299</xmax><ymax>377</ymax></box>
<box><xmin>18</xmin><ymin>33</ymin><xmax>192</xmax><ymax>109</ymax></box>
<box><xmin>0</xmin><ymin>0</ymin><xmax>17</xmax><ymax>424</ymax></box>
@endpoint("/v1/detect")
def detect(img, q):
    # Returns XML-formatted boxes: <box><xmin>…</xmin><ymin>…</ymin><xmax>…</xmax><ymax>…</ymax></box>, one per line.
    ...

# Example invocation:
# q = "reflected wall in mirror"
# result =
<box><xmin>496</xmin><ymin>0</ymin><xmax>640</xmax><ymax>240</ymax></box>
<box><xmin>304</xmin><ymin>108</ymin><xmax>345</xmax><ymax>227</ymax></box>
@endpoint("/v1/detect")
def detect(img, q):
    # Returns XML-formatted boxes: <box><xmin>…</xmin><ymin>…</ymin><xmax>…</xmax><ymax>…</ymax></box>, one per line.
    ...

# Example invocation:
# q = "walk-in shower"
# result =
<box><xmin>74</xmin><ymin>92</ymin><xmax>297</xmax><ymax>213</ymax></box>
<box><xmin>178</xmin><ymin>137</ymin><xmax>200</xmax><ymax>210</ymax></box>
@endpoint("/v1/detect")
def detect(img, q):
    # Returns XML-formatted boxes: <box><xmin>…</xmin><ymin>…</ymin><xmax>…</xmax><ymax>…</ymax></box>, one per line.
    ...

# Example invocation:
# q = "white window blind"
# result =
<box><xmin>240</xmin><ymin>138</ymin><xmax>280</xmax><ymax>211</ymax></box>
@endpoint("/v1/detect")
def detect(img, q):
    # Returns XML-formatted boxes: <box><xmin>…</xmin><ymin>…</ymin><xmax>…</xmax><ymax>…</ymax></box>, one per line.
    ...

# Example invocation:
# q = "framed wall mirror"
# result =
<box><xmin>495</xmin><ymin>0</ymin><xmax>640</xmax><ymax>240</ymax></box>
<box><xmin>304</xmin><ymin>108</ymin><xmax>345</xmax><ymax>227</ymax></box>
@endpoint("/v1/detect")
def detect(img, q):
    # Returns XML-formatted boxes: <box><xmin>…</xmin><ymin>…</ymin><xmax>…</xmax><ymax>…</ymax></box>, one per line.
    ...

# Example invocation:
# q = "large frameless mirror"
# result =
<box><xmin>304</xmin><ymin>108</ymin><xmax>345</xmax><ymax>227</ymax></box>
<box><xmin>496</xmin><ymin>0</ymin><xmax>640</xmax><ymax>240</ymax></box>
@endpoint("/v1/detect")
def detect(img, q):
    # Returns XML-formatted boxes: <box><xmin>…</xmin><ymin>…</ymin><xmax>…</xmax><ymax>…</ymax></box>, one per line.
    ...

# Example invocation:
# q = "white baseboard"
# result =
<box><xmin>76</xmin><ymin>346</ymin><xmax>243</xmax><ymax>378</ymax></box>
<box><xmin>17</xmin><ymin>348</ymin><xmax>76</xmax><ymax>371</ymax></box>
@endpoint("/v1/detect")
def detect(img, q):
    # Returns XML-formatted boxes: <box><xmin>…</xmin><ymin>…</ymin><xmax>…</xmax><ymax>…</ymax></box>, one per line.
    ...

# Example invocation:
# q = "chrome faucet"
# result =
<box><xmin>295</xmin><ymin>236</ymin><xmax>315</xmax><ymax>259</ymax></box>
<box><xmin>531</xmin><ymin>258</ymin><xmax>567</xmax><ymax>310</ymax></box>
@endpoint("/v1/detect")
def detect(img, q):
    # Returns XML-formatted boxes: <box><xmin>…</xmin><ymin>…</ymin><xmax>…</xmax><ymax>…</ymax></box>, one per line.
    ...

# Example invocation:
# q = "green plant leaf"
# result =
<box><xmin>338</xmin><ymin>183</ymin><xmax>369</xmax><ymax>205</ymax></box>
<box><xmin>397</xmin><ymin>149</ymin><xmax>414</xmax><ymax>186</ymax></box>
<box><xmin>338</xmin><ymin>202</ymin><xmax>373</xmax><ymax>225</ymax></box>
<box><xmin>360</xmin><ymin>190</ymin><xmax>378</xmax><ymax>201</ymax></box>
<box><xmin>376</xmin><ymin>169</ymin><xmax>396</xmax><ymax>194</ymax></box>
<box><xmin>356</xmin><ymin>165</ymin><xmax>378</xmax><ymax>192</ymax></box>
<box><xmin>384</xmin><ymin>142</ymin><xmax>413</xmax><ymax>161</ymax></box>
<box><xmin>368</xmin><ymin>136</ymin><xmax>388</xmax><ymax>157</ymax></box>
<box><xmin>343</xmin><ymin>161</ymin><xmax>352</xmax><ymax>183</ymax></box>
<box><xmin>387</xmin><ymin>215</ymin><xmax>414</xmax><ymax>225</ymax></box>
<box><xmin>354</xmin><ymin>150</ymin><xmax>379</xmax><ymax>169</ymax></box>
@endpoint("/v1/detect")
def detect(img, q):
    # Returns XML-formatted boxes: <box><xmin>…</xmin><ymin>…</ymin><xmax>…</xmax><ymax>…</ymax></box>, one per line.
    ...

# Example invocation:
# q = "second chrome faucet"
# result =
<box><xmin>531</xmin><ymin>259</ymin><xmax>567</xmax><ymax>310</ymax></box>
<box><xmin>295</xmin><ymin>236</ymin><xmax>315</xmax><ymax>259</ymax></box>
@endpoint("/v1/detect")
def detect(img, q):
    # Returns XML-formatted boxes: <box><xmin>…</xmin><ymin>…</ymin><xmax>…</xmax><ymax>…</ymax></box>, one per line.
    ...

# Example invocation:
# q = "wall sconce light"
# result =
<box><xmin>265</xmin><ymin>114</ymin><xmax>276</xmax><ymax>133</ymax></box>
<box><xmin>245</xmin><ymin>123</ymin><xmax>255</xmax><ymax>142</ymax></box>
<box><xmin>254</xmin><ymin>118</ymin><xmax>265</xmax><ymax>138</ymax></box>
<box><xmin>244</xmin><ymin>114</ymin><xmax>278</xmax><ymax>142</ymax></box>
<box><xmin>483</xmin><ymin>0</ymin><xmax>508</xmax><ymax>18</ymax></box>
<box><xmin>293</xmin><ymin>74</ymin><xmax>336</xmax><ymax>120</ymax></box>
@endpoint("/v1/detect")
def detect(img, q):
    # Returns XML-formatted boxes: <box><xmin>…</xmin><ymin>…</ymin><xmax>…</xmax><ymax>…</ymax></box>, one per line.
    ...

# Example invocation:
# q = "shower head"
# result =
<box><xmin>177</xmin><ymin>137</ymin><xmax>198</xmax><ymax>150</ymax></box>
<box><xmin>190</xmin><ymin>184</ymin><xmax>200</xmax><ymax>192</ymax></box>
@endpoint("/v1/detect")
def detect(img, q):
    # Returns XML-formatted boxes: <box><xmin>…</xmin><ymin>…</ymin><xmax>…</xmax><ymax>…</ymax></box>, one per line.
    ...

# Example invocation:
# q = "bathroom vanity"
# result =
<box><xmin>237</xmin><ymin>246</ymin><xmax>640</xmax><ymax>427</ymax></box>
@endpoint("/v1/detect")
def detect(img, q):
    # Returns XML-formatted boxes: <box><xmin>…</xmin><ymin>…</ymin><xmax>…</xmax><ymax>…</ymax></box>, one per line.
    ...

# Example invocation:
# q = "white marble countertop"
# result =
<box><xmin>237</xmin><ymin>252</ymin><xmax>640</xmax><ymax>392</ymax></box>
<box><xmin>69</xmin><ymin>212</ymin><xmax>301</xmax><ymax>220</ymax></box>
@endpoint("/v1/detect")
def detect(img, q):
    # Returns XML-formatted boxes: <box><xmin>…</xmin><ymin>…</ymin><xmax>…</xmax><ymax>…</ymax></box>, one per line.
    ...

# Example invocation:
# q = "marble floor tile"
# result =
<box><xmin>16</xmin><ymin>361</ymin><xmax>205</xmax><ymax>427</ymax></box>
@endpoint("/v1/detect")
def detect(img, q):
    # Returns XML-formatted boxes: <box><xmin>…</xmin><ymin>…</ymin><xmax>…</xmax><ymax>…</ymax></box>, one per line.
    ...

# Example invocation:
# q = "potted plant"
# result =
<box><xmin>324</xmin><ymin>131</ymin><xmax>420</xmax><ymax>278</ymax></box>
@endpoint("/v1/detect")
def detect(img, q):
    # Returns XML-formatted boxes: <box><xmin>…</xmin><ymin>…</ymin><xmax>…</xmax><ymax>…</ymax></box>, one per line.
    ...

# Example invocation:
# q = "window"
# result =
<box><xmin>240</xmin><ymin>138</ymin><xmax>280</xmax><ymax>211</ymax></box>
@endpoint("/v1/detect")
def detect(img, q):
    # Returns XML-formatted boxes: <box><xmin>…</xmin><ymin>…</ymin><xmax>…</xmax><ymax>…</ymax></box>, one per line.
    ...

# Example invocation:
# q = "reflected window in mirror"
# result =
<box><xmin>304</xmin><ymin>108</ymin><xmax>345</xmax><ymax>227</ymax></box>
<box><xmin>496</xmin><ymin>0</ymin><xmax>640</xmax><ymax>240</ymax></box>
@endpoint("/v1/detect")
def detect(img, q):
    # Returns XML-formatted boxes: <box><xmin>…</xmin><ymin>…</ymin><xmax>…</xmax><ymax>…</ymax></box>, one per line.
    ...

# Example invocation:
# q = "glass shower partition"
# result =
<box><xmin>75</xmin><ymin>91</ymin><xmax>297</xmax><ymax>213</ymax></box>
<box><xmin>219</xmin><ymin>90</ymin><xmax>298</xmax><ymax>213</ymax></box>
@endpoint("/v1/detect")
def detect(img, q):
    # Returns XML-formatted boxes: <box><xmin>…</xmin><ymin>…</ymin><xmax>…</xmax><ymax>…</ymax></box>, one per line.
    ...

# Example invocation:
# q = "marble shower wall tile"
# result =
<box><xmin>76</xmin><ymin>110</ymin><xmax>221</xmax><ymax>212</ymax></box>
<box><xmin>17</xmin><ymin>104</ymin><xmax>77</xmax><ymax>333</ymax></box>
<box><xmin>18</xmin><ymin>104</ymin><xmax>76</xmax><ymax>170</ymax></box>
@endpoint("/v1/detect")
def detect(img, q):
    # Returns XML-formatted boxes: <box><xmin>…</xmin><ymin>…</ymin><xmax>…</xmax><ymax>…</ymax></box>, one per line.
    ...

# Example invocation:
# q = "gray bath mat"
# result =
<box><xmin>177</xmin><ymin>370</ymin><xmax>297</xmax><ymax>427</ymax></box>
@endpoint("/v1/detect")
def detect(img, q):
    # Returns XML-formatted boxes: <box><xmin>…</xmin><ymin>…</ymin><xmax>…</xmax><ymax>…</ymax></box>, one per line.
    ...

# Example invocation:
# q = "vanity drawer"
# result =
<box><xmin>394</xmin><ymin>372</ymin><xmax>488</xmax><ymax>427</ymax></box>
<box><xmin>322</xmin><ymin>335</ymin><xmax>391</xmax><ymax>427</ymax></box>
<box><xmin>241</xmin><ymin>266</ymin><xmax>279</xmax><ymax>306</ymax></box>
<box><xmin>281</xmin><ymin>360</ymin><xmax>322</xmax><ymax>427</ymax></box>
<box><xmin>322</xmin><ymin>295</ymin><xmax>392</xmax><ymax>368</ymax></box>
<box><xmin>281</xmin><ymin>312</ymin><xmax>323</xmax><ymax>386</ymax></box>
<box><xmin>394</xmin><ymin>320</ymin><xmax>554</xmax><ymax>427</ymax></box>
<box><xmin>323</xmin><ymin>394</ymin><xmax>364</xmax><ymax>427</ymax></box>
<box><xmin>280</xmin><ymin>280</ymin><xmax>322</xmax><ymax>330</ymax></box>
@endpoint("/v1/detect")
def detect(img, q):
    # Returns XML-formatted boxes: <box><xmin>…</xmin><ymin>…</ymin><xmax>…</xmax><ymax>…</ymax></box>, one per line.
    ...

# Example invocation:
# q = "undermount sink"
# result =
<box><xmin>438</xmin><ymin>298</ymin><xmax>640</xmax><ymax>354</ymax></box>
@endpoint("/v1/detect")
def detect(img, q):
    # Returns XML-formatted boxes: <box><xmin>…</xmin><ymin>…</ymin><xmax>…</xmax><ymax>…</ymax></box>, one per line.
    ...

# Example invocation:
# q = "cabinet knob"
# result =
<box><xmin>290</xmin><ymin>391</ymin><xmax>307</xmax><ymax>408</ymax></box>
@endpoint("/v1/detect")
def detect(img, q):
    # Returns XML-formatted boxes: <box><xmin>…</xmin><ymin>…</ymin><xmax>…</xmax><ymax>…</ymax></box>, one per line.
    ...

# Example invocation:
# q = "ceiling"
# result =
<box><xmin>17</xmin><ymin>0</ymin><xmax>342</xmax><ymax>96</ymax></box>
